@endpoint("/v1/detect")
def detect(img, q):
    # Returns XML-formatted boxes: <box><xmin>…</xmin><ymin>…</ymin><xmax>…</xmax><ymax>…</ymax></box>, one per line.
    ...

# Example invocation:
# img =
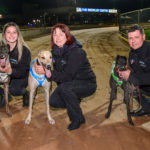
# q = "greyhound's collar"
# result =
<box><xmin>111</xmin><ymin>61</ymin><xmax>123</xmax><ymax>86</ymax></box>
<box><xmin>0</xmin><ymin>72</ymin><xmax>9</xmax><ymax>82</ymax></box>
<box><xmin>30</xmin><ymin>58</ymin><xmax>46</xmax><ymax>87</ymax></box>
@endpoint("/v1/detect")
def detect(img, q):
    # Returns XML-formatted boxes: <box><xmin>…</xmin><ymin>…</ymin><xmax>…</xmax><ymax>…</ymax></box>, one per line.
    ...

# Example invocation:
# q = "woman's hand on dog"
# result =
<box><xmin>118</xmin><ymin>69</ymin><xmax>131</xmax><ymax>81</ymax></box>
<box><xmin>0</xmin><ymin>62</ymin><xmax>12</xmax><ymax>75</ymax></box>
<box><xmin>35</xmin><ymin>64</ymin><xmax>52</xmax><ymax>78</ymax></box>
<box><xmin>35</xmin><ymin>64</ymin><xmax>45</xmax><ymax>74</ymax></box>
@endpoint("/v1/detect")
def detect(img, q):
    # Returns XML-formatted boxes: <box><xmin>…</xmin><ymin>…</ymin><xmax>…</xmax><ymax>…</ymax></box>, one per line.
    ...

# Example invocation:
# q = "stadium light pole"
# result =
<box><xmin>74</xmin><ymin>0</ymin><xmax>77</xmax><ymax>6</ymax></box>
<box><xmin>43</xmin><ymin>12</ymin><xmax>47</xmax><ymax>26</ymax></box>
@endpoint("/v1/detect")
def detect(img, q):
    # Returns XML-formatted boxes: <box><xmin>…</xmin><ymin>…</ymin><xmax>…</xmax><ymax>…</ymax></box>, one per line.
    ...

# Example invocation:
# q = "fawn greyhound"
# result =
<box><xmin>25</xmin><ymin>50</ymin><xmax>55</xmax><ymax>125</ymax></box>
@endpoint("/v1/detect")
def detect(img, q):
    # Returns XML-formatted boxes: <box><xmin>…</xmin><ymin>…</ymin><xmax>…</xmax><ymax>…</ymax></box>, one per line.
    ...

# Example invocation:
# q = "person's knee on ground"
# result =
<box><xmin>0</xmin><ymin>93</ymin><xmax>12</xmax><ymax>108</ymax></box>
<box><xmin>49</xmin><ymin>86</ymin><xmax>66</xmax><ymax>108</ymax></box>
<box><xmin>0</xmin><ymin>87</ymin><xmax>12</xmax><ymax>107</ymax></box>
<box><xmin>9</xmin><ymin>87</ymin><xmax>29</xmax><ymax>107</ymax></box>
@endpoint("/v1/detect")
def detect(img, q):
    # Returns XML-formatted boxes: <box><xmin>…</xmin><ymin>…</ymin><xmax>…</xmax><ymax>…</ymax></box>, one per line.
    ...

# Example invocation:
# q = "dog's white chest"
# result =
<box><xmin>0</xmin><ymin>72</ymin><xmax>9</xmax><ymax>83</ymax></box>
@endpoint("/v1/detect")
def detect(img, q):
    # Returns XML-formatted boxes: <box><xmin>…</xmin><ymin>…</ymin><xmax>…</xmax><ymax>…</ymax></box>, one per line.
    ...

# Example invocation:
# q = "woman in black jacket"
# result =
<box><xmin>51</xmin><ymin>23</ymin><xmax>97</xmax><ymax>130</ymax></box>
<box><xmin>0</xmin><ymin>22</ymin><xmax>31</xmax><ymax>107</ymax></box>
<box><xmin>36</xmin><ymin>23</ymin><xmax>97</xmax><ymax>130</ymax></box>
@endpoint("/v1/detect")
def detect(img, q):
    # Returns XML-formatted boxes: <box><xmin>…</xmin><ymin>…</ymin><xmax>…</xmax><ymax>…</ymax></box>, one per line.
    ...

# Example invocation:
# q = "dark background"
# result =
<box><xmin>0</xmin><ymin>0</ymin><xmax>150</xmax><ymax>14</ymax></box>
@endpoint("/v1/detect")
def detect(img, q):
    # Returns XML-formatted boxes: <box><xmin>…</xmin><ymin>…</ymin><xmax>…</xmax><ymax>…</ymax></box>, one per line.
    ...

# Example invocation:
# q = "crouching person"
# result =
<box><xmin>118</xmin><ymin>24</ymin><xmax>150</xmax><ymax>116</ymax></box>
<box><xmin>35</xmin><ymin>23</ymin><xmax>97</xmax><ymax>131</ymax></box>
<box><xmin>0</xmin><ymin>22</ymin><xmax>31</xmax><ymax>107</ymax></box>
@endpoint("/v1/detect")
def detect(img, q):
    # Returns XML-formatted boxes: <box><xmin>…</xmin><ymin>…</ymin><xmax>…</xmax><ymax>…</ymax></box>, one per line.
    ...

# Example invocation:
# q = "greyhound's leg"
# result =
<box><xmin>25</xmin><ymin>87</ymin><xmax>36</xmax><ymax>124</ymax></box>
<box><xmin>4</xmin><ymin>83</ymin><xmax>12</xmax><ymax>117</ymax></box>
<box><xmin>105</xmin><ymin>87</ymin><xmax>117</xmax><ymax>118</ymax></box>
<box><xmin>44</xmin><ymin>84</ymin><xmax>55</xmax><ymax>124</ymax></box>
<box><xmin>124</xmin><ymin>89</ymin><xmax>134</xmax><ymax>126</ymax></box>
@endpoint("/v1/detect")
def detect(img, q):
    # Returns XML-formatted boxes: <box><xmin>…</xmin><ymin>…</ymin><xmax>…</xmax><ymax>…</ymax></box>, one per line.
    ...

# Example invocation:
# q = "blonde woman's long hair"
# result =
<box><xmin>2</xmin><ymin>22</ymin><xmax>29</xmax><ymax>62</ymax></box>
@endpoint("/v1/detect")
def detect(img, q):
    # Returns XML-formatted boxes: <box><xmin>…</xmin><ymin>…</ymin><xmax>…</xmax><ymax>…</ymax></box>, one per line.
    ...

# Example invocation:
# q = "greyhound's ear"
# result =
<box><xmin>38</xmin><ymin>50</ymin><xmax>42</xmax><ymax>56</ymax></box>
<box><xmin>116</xmin><ymin>55</ymin><xmax>120</xmax><ymax>59</ymax></box>
<box><xmin>0</xmin><ymin>41</ymin><xmax>5</xmax><ymax>46</ymax></box>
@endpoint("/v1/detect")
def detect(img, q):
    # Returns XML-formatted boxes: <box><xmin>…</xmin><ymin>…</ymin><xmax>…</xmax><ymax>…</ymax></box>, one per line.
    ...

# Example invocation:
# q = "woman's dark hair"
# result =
<box><xmin>51</xmin><ymin>23</ymin><xmax>73</xmax><ymax>49</ymax></box>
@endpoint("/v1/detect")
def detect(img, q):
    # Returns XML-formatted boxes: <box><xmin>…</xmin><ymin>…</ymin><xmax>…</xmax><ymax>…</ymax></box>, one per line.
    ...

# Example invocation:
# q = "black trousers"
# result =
<box><xmin>50</xmin><ymin>80</ymin><xmax>97</xmax><ymax>121</ymax></box>
<box><xmin>133</xmin><ymin>88</ymin><xmax>150</xmax><ymax>111</ymax></box>
<box><xmin>0</xmin><ymin>78</ymin><xmax>28</xmax><ymax>106</ymax></box>
<box><xmin>9</xmin><ymin>78</ymin><xmax>28</xmax><ymax>96</ymax></box>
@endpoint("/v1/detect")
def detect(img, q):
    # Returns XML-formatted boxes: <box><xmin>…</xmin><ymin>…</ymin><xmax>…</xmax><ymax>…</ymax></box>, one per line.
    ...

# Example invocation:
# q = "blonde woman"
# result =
<box><xmin>0</xmin><ymin>22</ymin><xmax>31</xmax><ymax>107</ymax></box>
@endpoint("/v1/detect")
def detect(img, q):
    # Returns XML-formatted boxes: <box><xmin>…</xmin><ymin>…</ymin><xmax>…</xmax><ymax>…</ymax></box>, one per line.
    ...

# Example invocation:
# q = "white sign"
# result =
<box><xmin>76</xmin><ymin>7</ymin><xmax>117</xmax><ymax>13</ymax></box>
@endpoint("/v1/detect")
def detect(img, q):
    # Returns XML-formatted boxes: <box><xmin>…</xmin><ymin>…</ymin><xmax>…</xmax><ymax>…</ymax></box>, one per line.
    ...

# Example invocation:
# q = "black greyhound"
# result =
<box><xmin>0</xmin><ymin>41</ymin><xmax>12</xmax><ymax>121</ymax></box>
<box><xmin>105</xmin><ymin>55</ymin><xmax>134</xmax><ymax>125</ymax></box>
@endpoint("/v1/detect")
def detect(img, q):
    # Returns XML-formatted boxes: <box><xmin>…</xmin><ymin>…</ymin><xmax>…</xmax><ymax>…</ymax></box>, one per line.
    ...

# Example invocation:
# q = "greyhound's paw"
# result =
<box><xmin>129</xmin><ymin>120</ymin><xmax>134</xmax><ymax>126</ymax></box>
<box><xmin>48</xmin><ymin>118</ymin><xmax>55</xmax><ymax>125</ymax></box>
<box><xmin>25</xmin><ymin>118</ymin><xmax>31</xmax><ymax>125</ymax></box>
<box><xmin>6</xmin><ymin>111</ymin><xmax>12</xmax><ymax>117</ymax></box>
<box><xmin>105</xmin><ymin>112</ymin><xmax>110</xmax><ymax>118</ymax></box>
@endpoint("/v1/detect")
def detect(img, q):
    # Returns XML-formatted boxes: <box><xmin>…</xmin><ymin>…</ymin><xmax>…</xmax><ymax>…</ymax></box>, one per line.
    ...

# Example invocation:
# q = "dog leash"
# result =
<box><xmin>111</xmin><ymin>61</ymin><xmax>123</xmax><ymax>86</ymax></box>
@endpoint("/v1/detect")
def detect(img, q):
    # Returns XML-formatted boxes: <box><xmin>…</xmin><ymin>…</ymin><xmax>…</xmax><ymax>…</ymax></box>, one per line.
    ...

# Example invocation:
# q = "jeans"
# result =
<box><xmin>50</xmin><ymin>80</ymin><xmax>97</xmax><ymax>121</ymax></box>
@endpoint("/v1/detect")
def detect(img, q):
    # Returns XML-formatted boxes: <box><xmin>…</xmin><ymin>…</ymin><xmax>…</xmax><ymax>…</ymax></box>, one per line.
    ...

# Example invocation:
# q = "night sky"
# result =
<box><xmin>0</xmin><ymin>0</ymin><xmax>150</xmax><ymax>14</ymax></box>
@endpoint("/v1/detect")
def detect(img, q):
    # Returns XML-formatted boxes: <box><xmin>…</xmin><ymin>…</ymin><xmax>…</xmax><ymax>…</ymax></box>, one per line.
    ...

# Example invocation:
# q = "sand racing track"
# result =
<box><xmin>0</xmin><ymin>27</ymin><xmax>150</xmax><ymax>150</ymax></box>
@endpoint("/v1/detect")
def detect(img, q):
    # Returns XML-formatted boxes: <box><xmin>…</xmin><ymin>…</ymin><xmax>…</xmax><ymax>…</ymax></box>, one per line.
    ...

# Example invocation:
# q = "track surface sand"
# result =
<box><xmin>0</xmin><ymin>27</ymin><xmax>150</xmax><ymax>150</ymax></box>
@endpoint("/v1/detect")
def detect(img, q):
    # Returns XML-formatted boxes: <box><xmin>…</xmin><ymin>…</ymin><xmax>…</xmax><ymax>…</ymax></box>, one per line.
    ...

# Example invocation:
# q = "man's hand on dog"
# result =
<box><xmin>0</xmin><ymin>62</ymin><xmax>12</xmax><ymax>74</ymax></box>
<box><xmin>35</xmin><ymin>64</ymin><xmax>51</xmax><ymax>78</ymax></box>
<box><xmin>118</xmin><ymin>69</ymin><xmax>131</xmax><ymax>81</ymax></box>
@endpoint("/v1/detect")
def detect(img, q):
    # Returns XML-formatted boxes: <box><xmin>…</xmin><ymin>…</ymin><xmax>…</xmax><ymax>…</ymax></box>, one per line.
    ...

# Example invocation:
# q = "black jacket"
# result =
<box><xmin>9</xmin><ymin>45</ymin><xmax>31</xmax><ymax>79</ymax></box>
<box><xmin>51</xmin><ymin>38</ymin><xmax>96</xmax><ymax>84</ymax></box>
<box><xmin>128</xmin><ymin>41</ymin><xmax>150</xmax><ymax>95</ymax></box>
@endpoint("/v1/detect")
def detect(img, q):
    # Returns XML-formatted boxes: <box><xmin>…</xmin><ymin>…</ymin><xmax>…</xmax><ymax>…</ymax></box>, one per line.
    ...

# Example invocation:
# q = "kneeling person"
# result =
<box><xmin>35</xmin><ymin>23</ymin><xmax>97</xmax><ymax>131</ymax></box>
<box><xmin>118</xmin><ymin>24</ymin><xmax>150</xmax><ymax>116</ymax></box>
<box><xmin>0</xmin><ymin>22</ymin><xmax>31</xmax><ymax>107</ymax></box>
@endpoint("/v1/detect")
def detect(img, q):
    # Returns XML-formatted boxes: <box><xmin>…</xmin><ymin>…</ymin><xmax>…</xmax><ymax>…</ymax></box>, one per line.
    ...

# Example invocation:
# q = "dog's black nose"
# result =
<box><xmin>119</xmin><ymin>66</ymin><xmax>126</xmax><ymax>71</ymax></box>
<box><xmin>46</xmin><ymin>65</ymin><xmax>51</xmax><ymax>70</ymax></box>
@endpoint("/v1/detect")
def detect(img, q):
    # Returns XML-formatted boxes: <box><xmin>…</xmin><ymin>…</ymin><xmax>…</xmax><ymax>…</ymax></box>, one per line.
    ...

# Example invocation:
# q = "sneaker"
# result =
<box><xmin>130</xmin><ymin>108</ymin><xmax>150</xmax><ymax>116</ymax></box>
<box><xmin>23</xmin><ymin>91</ymin><xmax>29</xmax><ymax>107</ymax></box>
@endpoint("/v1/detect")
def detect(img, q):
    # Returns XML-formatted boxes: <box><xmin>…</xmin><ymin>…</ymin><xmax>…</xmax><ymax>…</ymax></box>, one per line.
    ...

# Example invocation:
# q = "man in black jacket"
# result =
<box><xmin>119</xmin><ymin>24</ymin><xmax>150</xmax><ymax>116</ymax></box>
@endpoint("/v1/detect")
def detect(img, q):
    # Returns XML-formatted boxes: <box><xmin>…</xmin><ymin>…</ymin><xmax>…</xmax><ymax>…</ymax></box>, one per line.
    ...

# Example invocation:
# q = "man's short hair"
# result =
<box><xmin>128</xmin><ymin>24</ymin><xmax>144</xmax><ymax>35</ymax></box>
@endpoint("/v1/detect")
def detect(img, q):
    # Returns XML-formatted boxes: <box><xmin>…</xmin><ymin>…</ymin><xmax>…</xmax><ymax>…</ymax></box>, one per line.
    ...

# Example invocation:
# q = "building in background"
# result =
<box><xmin>0</xmin><ymin>0</ymin><xmax>118</xmax><ymax>27</ymax></box>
